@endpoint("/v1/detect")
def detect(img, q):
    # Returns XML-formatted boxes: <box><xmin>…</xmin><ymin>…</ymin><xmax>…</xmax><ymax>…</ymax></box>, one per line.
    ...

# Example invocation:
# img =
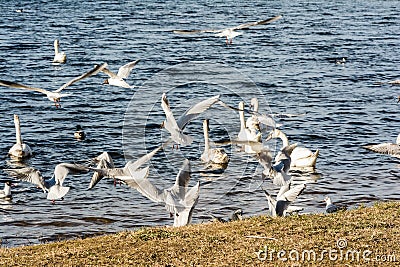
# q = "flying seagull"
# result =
<box><xmin>0</xmin><ymin>63</ymin><xmax>107</xmax><ymax>107</ymax></box>
<box><xmin>5</xmin><ymin>163</ymin><xmax>89</xmax><ymax>202</ymax></box>
<box><xmin>161</xmin><ymin>93</ymin><xmax>220</xmax><ymax>147</ymax></box>
<box><xmin>263</xmin><ymin>182</ymin><xmax>306</xmax><ymax>217</ymax></box>
<box><xmin>88</xmin><ymin>145</ymin><xmax>163</xmax><ymax>189</ymax></box>
<box><xmin>173</xmin><ymin>15</ymin><xmax>282</xmax><ymax>44</ymax></box>
<box><xmin>102</xmin><ymin>59</ymin><xmax>140</xmax><ymax>88</ymax></box>
<box><xmin>123</xmin><ymin>159</ymin><xmax>200</xmax><ymax>227</ymax></box>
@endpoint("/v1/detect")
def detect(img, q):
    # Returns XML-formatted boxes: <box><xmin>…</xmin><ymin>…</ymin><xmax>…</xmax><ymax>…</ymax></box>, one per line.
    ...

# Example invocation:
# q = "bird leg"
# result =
<box><xmin>230</xmin><ymin>38</ymin><xmax>232</xmax><ymax>44</ymax></box>
<box><xmin>226</xmin><ymin>37</ymin><xmax>229</xmax><ymax>45</ymax></box>
<box><xmin>51</xmin><ymin>199</ymin><xmax>56</xmax><ymax>205</ymax></box>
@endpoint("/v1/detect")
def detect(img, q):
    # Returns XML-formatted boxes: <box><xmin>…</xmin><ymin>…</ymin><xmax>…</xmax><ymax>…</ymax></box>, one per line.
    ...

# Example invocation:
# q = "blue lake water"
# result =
<box><xmin>0</xmin><ymin>0</ymin><xmax>399</xmax><ymax>247</ymax></box>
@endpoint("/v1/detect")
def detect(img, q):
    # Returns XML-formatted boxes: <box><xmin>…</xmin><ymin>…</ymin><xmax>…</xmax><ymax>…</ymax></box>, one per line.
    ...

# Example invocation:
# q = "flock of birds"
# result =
<box><xmin>1</xmin><ymin>14</ymin><xmax>398</xmax><ymax>229</ymax></box>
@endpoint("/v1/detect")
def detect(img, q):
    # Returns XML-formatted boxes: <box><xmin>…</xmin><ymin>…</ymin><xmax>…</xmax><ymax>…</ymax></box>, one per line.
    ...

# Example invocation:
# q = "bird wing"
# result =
<box><xmin>277</xmin><ymin>183</ymin><xmax>306</xmax><ymax>202</ymax></box>
<box><xmin>88</xmin><ymin>152</ymin><xmax>115</xmax><ymax>189</ymax></box>
<box><xmin>176</xmin><ymin>95</ymin><xmax>220</xmax><ymax>130</ymax></box>
<box><xmin>101</xmin><ymin>67</ymin><xmax>118</xmax><ymax>78</ymax></box>
<box><xmin>117</xmin><ymin>59</ymin><xmax>140</xmax><ymax>79</ymax></box>
<box><xmin>161</xmin><ymin>93</ymin><xmax>180</xmax><ymax>132</ymax></box>
<box><xmin>56</xmin><ymin>63</ymin><xmax>108</xmax><ymax>92</ymax></box>
<box><xmin>173</xmin><ymin>29</ymin><xmax>222</xmax><ymax>35</ymax></box>
<box><xmin>170</xmin><ymin>159</ymin><xmax>191</xmax><ymax>200</ymax></box>
<box><xmin>125</xmin><ymin>145</ymin><xmax>163</xmax><ymax>172</ymax></box>
<box><xmin>363</xmin><ymin>143</ymin><xmax>400</xmax><ymax>158</ymax></box>
<box><xmin>53</xmin><ymin>163</ymin><xmax>89</xmax><ymax>186</ymax></box>
<box><xmin>263</xmin><ymin>189</ymin><xmax>277</xmax><ymax>217</ymax></box>
<box><xmin>127</xmin><ymin>174</ymin><xmax>165</xmax><ymax>203</ymax></box>
<box><xmin>233</xmin><ymin>15</ymin><xmax>282</xmax><ymax>30</ymax></box>
<box><xmin>256</xmin><ymin>150</ymin><xmax>273</xmax><ymax>170</ymax></box>
<box><xmin>0</xmin><ymin>80</ymin><xmax>50</xmax><ymax>95</ymax></box>
<box><xmin>4</xmin><ymin>167</ymin><xmax>47</xmax><ymax>191</ymax></box>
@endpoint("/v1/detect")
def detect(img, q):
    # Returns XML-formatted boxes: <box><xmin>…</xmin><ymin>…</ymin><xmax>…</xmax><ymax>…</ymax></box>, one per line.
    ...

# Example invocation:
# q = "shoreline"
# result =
<box><xmin>0</xmin><ymin>201</ymin><xmax>398</xmax><ymax>266</ymax></box>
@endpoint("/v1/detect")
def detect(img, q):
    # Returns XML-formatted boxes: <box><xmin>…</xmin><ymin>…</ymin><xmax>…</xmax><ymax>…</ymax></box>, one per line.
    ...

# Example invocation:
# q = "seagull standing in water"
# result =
<box><xmin>0</xmin><ymin>63</ymin><xmax>107</xmax><ymax>107</ymax></box>
<box><xmin>101</xmin><ymin>60</ymin><xmax>140</xmax><ymax>88</ymax></box>
<box><xmin>324</xmin><ymin>196</ymin><xmax>346</xmax><ymax>213</ymax></box>
<box><xmin>5</xmin><ymin>163</ymin><xmax>89</xmax><ymax>203</ymax></box>
<box><xmin>123</xmin><ymin>159</ymin><xmax>200</xmax><ymax>227</ymax></box>
<box><xmin>161</xmin><ymin>93</ymin><xmax>220</xmax><ymax>147</ymax></box>
<box><xmin>173</xmin><ymin>15</ymin><xmax>282</xmax><ymax>44</ymax></box>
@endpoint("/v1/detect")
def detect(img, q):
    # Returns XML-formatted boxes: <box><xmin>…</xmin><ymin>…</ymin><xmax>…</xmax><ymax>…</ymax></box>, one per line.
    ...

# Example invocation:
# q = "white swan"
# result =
<box><xmin>102</xmin><ymin>59</ymin><xmax>140</xmax><ymax>88</ymax></box>
<box><xmin>363</xmin><ymin>133</ymin><xmax>400</xmax><ymax>158</ymax></box>
<box><xmin>88</xmin><ymin>145</ymin><xmax>162</xmax><ymax>189</ymax></box>
<box><xmin>161</xmin><ymin>93</ymin><xmax>220</xmax><ymax>147</ymax></box>
<box><xmin>0</xmin><ymin>181</ymin><xmax>12</xmax><ymax>199</ymax></box>
<box><xmin>0</xmin><ymin>63</ymin><xmax>107</xmax><ymax>107</ymax></box>
<box><xmin>123</xmin><ymin>159</ymin><xmax>200</xmax><ymax>227</ymax></box>
<box><xmin>8</xmin><ymin>114</ymin><xmax>32</xmax><ymax>160</ymax></box>
<box><xmin>173</xmin><ymin>15</ymin><xmax>282</xmax><ymax>44</ymax></box>
<box><xmin>52</xmin><ymin>39</ymin><xmax>66</xmax><ymax>64</ymax></box>
<box><xmin>266</xmin><ymin>129</ymin><xmax>319</xmax><ymax>168</ymax></box>
<box><xmin>5</xmin><ymin>163</ymin><xmax>89</xmax><ymax>202</ymax></box>
<box><xmin>237</xmin><ymin>101</ymin><xmax>261</xmax><ymax>153</ymax></box>
<box><xmin>263</xmin><ymin>182</ymin><xmax>306</xmax><ymax>217</ymax></box>
<box><xmin>200</xmin><ymin>119</ymin><xmax>229</xmax><ymax>165</ymax></box>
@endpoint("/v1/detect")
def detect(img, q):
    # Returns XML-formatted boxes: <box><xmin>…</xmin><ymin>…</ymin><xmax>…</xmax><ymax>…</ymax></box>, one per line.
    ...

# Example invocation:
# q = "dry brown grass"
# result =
<box><xmin>1</xmin><ymin>201</ymin><xmax>399</xmax><ymax>266</ymax></box>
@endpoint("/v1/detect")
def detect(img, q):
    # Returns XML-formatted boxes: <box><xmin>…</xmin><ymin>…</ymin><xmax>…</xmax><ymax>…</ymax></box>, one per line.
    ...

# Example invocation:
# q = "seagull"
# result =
<box><xmin>5</xmin><ymin>163</ymin><xmax>89</xmax><ymax>202</ymax></box>
<box><xmin>8</xmin><ymin>114</ymin><xmax>32</xmax><ymax>160</ymax></box>
<box><xmin>173</xmin><ymin>15</ymin><xmax>282</xmax><ymax>44</ymax></box>
<box><xmin>201</xmin><ymin>119</ymin><xmax>229</xmax><ymax>165</ymax></box>
<box><xmin>265</xmin><ymin>129</ymin><xmax>319</xmax><ymax>168</ymax></box>
<box><xmin>123</xmin><ymin>159</ymin><xmax>200</xmax><ymax>227</ymax></box>
<box><xmin>161</xmin><ymin>93</ymin><xmax>220</xmax><ymax>147</ymax></box>
<box><xmin>267</xmin><ymin>143</ymin><xmax>298</xmax><ymax>186</ymax></box>
<box><xmin>0</xmin><ymin>63</ymin><xmax>107</xmax><ymax>108</ymax></box>
<box><xmin>52</xmin><ymin>39</ymin><xmax>67</xmax><ymax>64</ymax></box>
<box><xmin>210</xmin><ymin>209</ymin><xmax>243</xmax><ymax>222</ymax></box>
<box><xmin>324</xmin><ymin>196</ymin><xmax>346</xmax><ymax>213</ymax></box>
<box><xmin>102</xmin><ymin>60</ymin><xmax>140</xmax><ymax>88</ymax></box>
<box><xmin>263</xmin><ymin>182</ymin><xmax>306</xmax><ymax>217</ymax></box>
<box><xmin>0</xmin><ymin>181</ymin><xmax>12</xmax><ymax>200</ymax></box>
<box><xmin>74</xmin><ymin>125</ymin><xmax>86</xmax><ymax>140</ymax></box>
<box><xmin>363</xmin><ymin>133</ymin><xmax>400</xmax><ymax>159</ymax></box>
<box><xmin>88</xmin><ymin>145</ymin><xmax>163</xmax><ymax>189</ymax></box>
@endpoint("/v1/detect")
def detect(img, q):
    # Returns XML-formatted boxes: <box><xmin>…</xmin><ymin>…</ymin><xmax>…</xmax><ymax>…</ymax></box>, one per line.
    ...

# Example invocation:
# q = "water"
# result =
<box><xmin>0</xmin><ymin>0</ymin><xmax>399</xmax><ymax>247</ymax></box>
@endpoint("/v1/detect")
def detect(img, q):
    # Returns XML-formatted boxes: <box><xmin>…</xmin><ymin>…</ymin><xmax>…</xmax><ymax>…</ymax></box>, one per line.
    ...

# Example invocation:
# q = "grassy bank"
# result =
<box><xmin>1</xmin><ymin>202</ymin><xmax>399</xmax><ymax>266</ymax></box>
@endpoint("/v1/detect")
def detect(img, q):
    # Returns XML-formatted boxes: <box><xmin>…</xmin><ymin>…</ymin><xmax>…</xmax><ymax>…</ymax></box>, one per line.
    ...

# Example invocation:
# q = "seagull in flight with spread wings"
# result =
<box><xmin>5</xmin><ymin>163</ymin><xmax>89</xmax><ymax>203</ymax></box>
<box><xmin>173</xmin><ymin>15</ymin><xmax>282</xmax><ymax>44</ymax></box>
<box><xmin>0</xmin><ymin>63</ymin><xmax>107</xmax><ymax>108</ymax></box>
<box><xmin>101</xmin><ymin>59</ymin><xmax>140</xmax><ymax>88</ymax></box>
<box><xmin>161</xmin><ymin>93</ymin><xmax>220</xmax><ymax>147</ymax></box>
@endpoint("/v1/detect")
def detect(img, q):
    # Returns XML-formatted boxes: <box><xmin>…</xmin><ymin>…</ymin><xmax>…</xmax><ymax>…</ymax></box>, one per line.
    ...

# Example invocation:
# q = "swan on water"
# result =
<box><xmin>8</xmin><ymin>114</ymin><xmax>32</xmax><ymax>160</ymax></box>
<box><xmin>201</xmin><ymin>119</ymin><xmax>229</xmax><ymax>165</ymax></box>
<box><xmin>363</xmin><ymin>133</ymin><xmax>400</xmax><ymax>159</ymax></box>
<box><xmin>265</xmin><ymin>129</ymin><xmax>319</xmax><ymax>168</ymax></box>
<box><xmin>52</xmin><ymin>39</ymin><xmax>66</xmax><ymax>64</ymax></box>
